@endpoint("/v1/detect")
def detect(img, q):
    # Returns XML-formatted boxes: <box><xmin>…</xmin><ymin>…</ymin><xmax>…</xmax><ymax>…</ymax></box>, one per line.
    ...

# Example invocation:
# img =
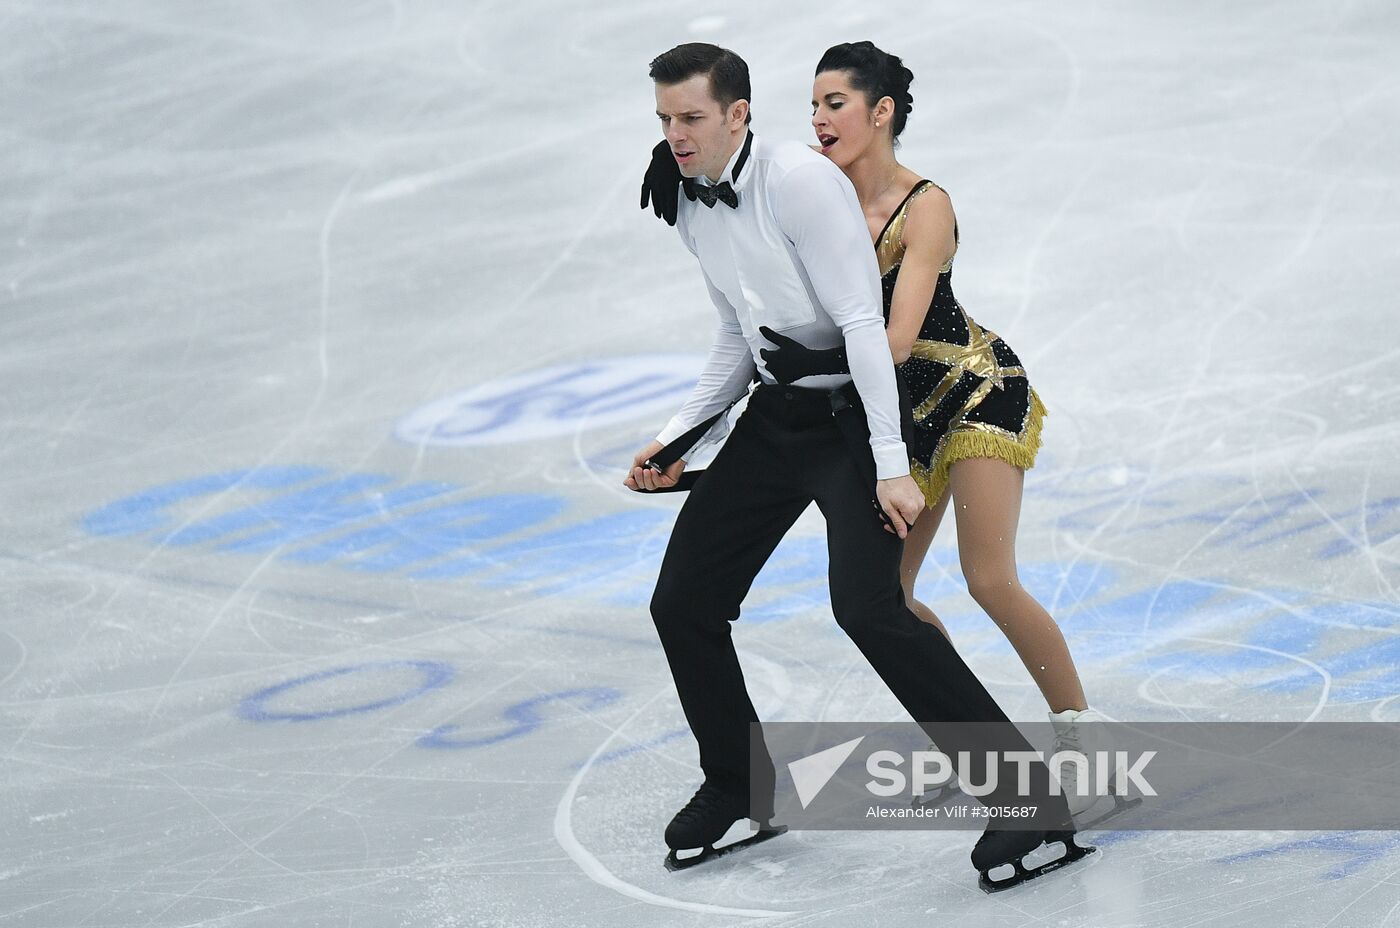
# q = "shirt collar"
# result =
<box><xmin>698</xmin><ymin>129</ymin><xmax>755</xmax><ymax>190</ymax></box>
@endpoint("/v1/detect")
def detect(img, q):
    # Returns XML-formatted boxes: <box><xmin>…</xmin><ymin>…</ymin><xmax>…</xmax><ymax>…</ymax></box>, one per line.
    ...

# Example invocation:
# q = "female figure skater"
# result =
<box><xmin>760</xmin><ymin>41</ymin><xmax>1109</xmax><ymax>817</ymax></box>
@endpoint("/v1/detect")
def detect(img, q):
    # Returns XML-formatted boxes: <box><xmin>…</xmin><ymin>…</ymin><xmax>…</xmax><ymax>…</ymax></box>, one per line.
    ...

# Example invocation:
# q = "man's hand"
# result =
<box><xmin>876</xmin><ymin>475</ymin><xmax>924</xmax><ymax>539</ymax></box>
<box><xmin>624</xmin><ymin>440</ymin><xmax>686</xmax><ymax>492</ymax></box>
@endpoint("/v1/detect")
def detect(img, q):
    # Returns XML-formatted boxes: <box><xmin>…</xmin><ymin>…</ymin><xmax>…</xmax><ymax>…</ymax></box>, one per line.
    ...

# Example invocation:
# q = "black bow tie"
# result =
<box><xmin>684</xmin><ymin>178</ymin><xmax>739</xmax><ymax>210</ymax></box>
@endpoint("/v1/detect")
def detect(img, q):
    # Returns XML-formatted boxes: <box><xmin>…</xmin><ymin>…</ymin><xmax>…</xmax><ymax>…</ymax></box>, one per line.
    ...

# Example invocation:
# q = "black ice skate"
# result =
<box><xmin>663</xmin><ymin>782</ymin><xmax>786</xmax><ymax>871</ymax></box>
<box><xmin>972</xmin><ymin>825</ymin><xmax>1096</xmax><ymax>893</ymax></box>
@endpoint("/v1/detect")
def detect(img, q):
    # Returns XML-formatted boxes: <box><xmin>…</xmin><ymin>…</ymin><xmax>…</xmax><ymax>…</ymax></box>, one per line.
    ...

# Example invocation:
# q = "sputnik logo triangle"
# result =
<box><xmin>787</xmin><ymin>736</ymin><xmax>866</xmax><ymax>809</ymax></box>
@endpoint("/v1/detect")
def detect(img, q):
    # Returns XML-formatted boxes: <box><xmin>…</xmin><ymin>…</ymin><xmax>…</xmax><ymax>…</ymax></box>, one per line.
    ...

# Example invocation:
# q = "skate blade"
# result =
<box><xmin>1075</xmin><ymin>795</ymin><xmax>1144</xmax><ymax>832</ymax></box>
<box><xmin>664</xmin><ymin>826</ymin><xmax>787</xmax><ymax>872</ymax></box>
<box><xmin>977</xmin><ymin>832</ymin><xmax>1097</xmax><ymax>894</ymax></box>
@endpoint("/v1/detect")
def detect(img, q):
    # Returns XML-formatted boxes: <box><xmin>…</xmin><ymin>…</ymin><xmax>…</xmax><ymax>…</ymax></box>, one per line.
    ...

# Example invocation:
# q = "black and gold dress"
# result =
<box><xmin>876</xmin><ymin>180</ymin><xmax>1047</xmax><ymax>508</ymax></box>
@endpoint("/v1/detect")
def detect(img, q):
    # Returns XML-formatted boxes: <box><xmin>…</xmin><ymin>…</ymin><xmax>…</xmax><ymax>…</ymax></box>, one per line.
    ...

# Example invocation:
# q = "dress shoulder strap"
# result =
<box><xmin>907</xmin><ymin>180</ymin><xmax>957</xmax><ymax>238</ymax></box>
<box><xmin>910</xmin><ymin>180</ymin><xmax>959</xmax><ymax>264</ymax></box>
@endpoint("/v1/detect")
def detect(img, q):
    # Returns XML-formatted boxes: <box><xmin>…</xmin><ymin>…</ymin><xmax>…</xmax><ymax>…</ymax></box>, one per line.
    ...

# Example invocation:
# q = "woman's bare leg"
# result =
<box><xmin>949</xmin><ymin>456</ymin><xmax>1088</xmax><ymax>712</ymax></box>
<box><xmin>901</xmin><ymin>485</ymin><xmax>953</xmax><ymax>641</ymax></box>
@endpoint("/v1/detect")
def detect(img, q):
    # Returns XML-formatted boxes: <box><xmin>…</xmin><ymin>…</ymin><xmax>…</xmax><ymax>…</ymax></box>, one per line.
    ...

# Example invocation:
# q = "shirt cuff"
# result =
<box><xmin>873</xmin><ymin>442</ymin><xmax>911</xmax><ymax>481</ymax></box>
<box><xmin>655</xmin><ymin>416</ymin><xmax>691</xmax><ymax>446</ymax></box>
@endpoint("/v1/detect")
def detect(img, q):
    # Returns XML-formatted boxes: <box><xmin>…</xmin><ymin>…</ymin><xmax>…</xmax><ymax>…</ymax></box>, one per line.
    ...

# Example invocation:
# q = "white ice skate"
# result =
<box><xmin>1048</xmin><ymin>707</ymin><xmax>1141</xmax><ymax>830</ymax></box>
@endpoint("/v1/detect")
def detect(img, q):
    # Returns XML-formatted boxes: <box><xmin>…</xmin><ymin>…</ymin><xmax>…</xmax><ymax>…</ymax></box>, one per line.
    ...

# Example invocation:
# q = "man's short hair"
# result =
<box><xmin>649</xmin><ymin>42</ymin><xmax>752</xmax><ymax>125</ymax></box>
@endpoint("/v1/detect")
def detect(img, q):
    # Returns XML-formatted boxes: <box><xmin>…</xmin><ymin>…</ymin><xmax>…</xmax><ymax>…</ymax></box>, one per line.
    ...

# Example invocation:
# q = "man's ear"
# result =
<box><xmin>729</xmin><ymin>99</ymin><xmax>749</xmax><ymax>129</ymax></box>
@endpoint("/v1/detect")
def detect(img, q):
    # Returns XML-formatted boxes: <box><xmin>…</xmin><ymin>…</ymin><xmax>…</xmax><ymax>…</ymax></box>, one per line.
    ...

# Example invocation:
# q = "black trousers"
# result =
<box><xmin>650</xmin><ymin>383</ymin><xmax>1058</xmax><ymax>816</ymax></box>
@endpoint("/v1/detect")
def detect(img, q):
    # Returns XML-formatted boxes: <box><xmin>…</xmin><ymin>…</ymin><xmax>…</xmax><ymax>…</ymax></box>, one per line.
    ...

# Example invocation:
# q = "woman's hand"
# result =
<box><xmin>640</xmin><ymin>141</ymin><xmax>685</xmax><ymax>226</ymax></box>
<box><xmin>758</xmin><ymin>326</ymin><xmax>850</xmax><ymax>384</ymax></box>
<box><xmin>876</xmin><ymin>475</ymin><xmax>924</xmax><ymax>539</ymax></box>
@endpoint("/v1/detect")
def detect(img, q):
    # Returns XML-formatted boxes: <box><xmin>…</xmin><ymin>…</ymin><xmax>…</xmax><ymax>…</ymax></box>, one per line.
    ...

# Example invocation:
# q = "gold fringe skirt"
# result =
<box><xmin>908</xmin><ymin>388</ymin><xmax>1047</xmax><ymax>509</ymax></box>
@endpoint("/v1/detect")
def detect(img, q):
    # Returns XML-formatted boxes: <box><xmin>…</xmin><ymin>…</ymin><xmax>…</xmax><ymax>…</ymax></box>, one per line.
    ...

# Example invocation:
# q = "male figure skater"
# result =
<box><xmin>626</xmin><ymin>43</ymin><xmax>1084</xmax><ymax>889</ymax></box>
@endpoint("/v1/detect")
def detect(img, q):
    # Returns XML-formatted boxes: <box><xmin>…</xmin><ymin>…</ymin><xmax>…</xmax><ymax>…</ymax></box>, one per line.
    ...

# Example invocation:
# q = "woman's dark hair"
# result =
<box><xmin>650</xmin><ymin>43</ymin><xmax>752</xmax><ymax>125</ymax></box>
<box><xmin>816</xmin><ymin>41</ymin><xmax>915</xmax><ymax>138</ymax></box>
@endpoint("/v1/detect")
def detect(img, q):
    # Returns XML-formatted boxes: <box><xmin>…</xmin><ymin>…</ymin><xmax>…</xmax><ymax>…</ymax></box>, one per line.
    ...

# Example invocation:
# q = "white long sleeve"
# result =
<box><xmin>771</xmin><ymin>163</ymin><xmax>909</xmax><ymax>479</ymax></box>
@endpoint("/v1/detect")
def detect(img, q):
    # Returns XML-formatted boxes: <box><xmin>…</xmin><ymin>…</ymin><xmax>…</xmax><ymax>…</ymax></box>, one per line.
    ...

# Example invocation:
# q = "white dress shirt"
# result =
<box><xmin>654</xmin><ymin>131</ymin><xmax>911</xmax><ymax>480</ymax></box>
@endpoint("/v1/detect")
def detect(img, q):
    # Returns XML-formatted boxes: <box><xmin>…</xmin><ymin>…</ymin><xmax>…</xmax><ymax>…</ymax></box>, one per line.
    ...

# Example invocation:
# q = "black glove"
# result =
<box><xmin>640</xmin><ymin>140</ymin><xmax>686</xmax><ymax>226</ymax></box>
<box><xmin>758</xmin><ymin>325</ymin><xmax>850</xmax><ymax>384</ymax></box>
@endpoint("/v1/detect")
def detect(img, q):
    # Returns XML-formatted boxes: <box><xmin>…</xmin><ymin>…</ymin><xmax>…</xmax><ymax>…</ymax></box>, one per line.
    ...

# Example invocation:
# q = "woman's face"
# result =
<box><xmin>811</xmin><ymin>69</ymin><xmax>882</xmax><ymax>169</ymax></box>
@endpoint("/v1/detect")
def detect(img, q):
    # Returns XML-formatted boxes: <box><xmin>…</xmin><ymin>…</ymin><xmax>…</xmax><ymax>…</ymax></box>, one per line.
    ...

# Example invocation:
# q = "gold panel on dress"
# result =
<box><xmin>875</xmin><ymin>180</ymin><xmax>958</xmax><ymax>278</ymax></box>
<box><xmin>876</xmin><ymin>179</ymin><xmax>1047</xmax><ymax>509</ymax></box>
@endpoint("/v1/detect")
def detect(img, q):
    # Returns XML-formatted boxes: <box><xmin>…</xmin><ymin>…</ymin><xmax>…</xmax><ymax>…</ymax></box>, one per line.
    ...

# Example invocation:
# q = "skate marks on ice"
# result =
<box><xmin>7</xmin><ymin>0</ymin><xmax>1400</xmax><ymax>924</ymax></box>
<box><xmin>58</xmin><ymin>462</ymin><xmax>1400</xmax><ymax>923</ymax></box>
<box><xmin>57</xmin><ymin>454</ymin><xmax>1400</xmax><ymax>909</ymax></box>
<box><xmin>554</xmin><ymin>653</ymin><xmax>796</xmax><ymax>919</ymax></box>
<box><xmin>72</xmin><ymin>461</ymin><xmax>1400</xmax><ymax>713</ymax></box>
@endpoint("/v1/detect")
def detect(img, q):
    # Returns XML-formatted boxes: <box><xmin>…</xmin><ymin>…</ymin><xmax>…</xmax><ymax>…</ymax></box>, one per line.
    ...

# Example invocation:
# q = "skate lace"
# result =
<box><xmin>673</xmin><ymin>784</ymin><xmax>733</xmax><ymax>825</ymax></box>
<box><xmin>1052</xmin><ymin>724</ymin><xmax>1083</xmax><ymax>789</ymax></box>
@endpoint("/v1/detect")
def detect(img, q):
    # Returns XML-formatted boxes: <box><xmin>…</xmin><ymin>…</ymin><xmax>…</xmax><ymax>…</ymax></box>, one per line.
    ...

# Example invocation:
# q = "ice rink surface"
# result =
<box><xmin>4</xmin><ymin>1</ymin><xmax>1400</xmax><ymax>925</ymax></box>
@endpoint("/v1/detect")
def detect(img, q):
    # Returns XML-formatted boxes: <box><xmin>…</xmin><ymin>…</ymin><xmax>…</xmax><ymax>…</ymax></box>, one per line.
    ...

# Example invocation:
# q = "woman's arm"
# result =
<box><xmin>887</xmin><ymin>186</ymin><xmax>957</xmax><ymax>364</ymax></box>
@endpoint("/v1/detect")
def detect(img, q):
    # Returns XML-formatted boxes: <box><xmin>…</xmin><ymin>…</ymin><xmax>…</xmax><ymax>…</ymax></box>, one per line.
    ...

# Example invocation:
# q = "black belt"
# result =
<box><xmin>636</xmin><ymin>381</ymin><xmax>893</xmax><ymax>529</ymax></box>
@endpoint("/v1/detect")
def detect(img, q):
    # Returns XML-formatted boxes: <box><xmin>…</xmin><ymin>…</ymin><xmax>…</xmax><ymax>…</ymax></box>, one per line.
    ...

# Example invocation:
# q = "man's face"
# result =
<box><xmin>654</xmin><ymin>74</ymin><xmax>739</xmax><ymax>181</ymax></box>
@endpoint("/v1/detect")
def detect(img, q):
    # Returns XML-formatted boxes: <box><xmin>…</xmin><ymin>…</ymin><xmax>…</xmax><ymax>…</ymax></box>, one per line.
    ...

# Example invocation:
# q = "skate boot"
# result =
<box><xmin>972</xmin><ymin>820</ymin><xmax>1095</xmax><ymax>893</ymax></box>
<box><xmin>663</xmin><ymin>782</ymin><xmax>786</xmax><ymax>871</ymax></box>
<box><xmin>1048</xmin><ymin>707</ymin><xmax>1141</xmax><ymax>829</ymax></box>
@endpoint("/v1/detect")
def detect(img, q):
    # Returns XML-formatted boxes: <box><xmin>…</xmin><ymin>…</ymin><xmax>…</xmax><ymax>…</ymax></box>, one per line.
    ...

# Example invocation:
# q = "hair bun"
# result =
<box><xmin>883</xmin><ymin>54</ymin><xmax>915</xmax><ymax>136</ymax></box>
<box><xmin>814</xmin><ymin>41</ymin><xmax>917</xmax><ymax>139</ymax></box>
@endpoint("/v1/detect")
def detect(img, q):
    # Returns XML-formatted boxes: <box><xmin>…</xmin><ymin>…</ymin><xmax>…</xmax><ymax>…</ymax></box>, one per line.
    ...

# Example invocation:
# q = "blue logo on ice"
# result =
<box><xmin>789</xmin><ymin>736</ymin><xmax>865</xmax><ymax>809</ymax></box>
<box><xmin>395</xmin><ymin>355</ymin><xmax>705</xmax><ymax>447</ymax></box>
